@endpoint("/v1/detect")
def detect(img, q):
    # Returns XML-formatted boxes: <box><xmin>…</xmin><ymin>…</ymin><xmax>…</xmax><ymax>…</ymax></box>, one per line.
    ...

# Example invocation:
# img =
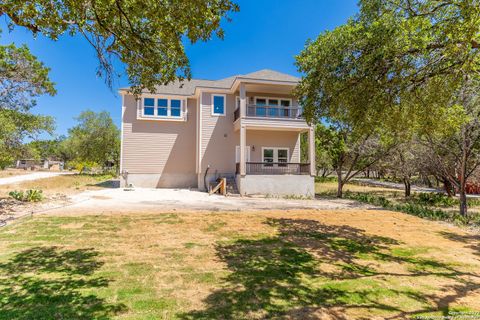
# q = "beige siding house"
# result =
<box><xmin>120</xmin><ymin>69</ymin><xmax>315</xmax><ymax>196</ymax></box>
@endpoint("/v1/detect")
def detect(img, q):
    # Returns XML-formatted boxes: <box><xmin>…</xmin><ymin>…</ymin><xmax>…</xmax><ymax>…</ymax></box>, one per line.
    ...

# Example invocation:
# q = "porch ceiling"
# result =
<box><xmin>243</xmin><ymin>83</ymin><xmax>296</xmax><ymax>95</ymax></box>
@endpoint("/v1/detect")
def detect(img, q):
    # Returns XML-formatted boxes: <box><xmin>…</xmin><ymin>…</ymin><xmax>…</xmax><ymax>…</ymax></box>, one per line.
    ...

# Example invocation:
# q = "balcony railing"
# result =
<box><xmin>236</xmin><ymin>162</ymin><xmax>310</xmax><ymax>175</ymax></box>
<box><xmin>233</xmin><ymin>104</ymin><xmax>303</xmax><ymax>121</ymax></box>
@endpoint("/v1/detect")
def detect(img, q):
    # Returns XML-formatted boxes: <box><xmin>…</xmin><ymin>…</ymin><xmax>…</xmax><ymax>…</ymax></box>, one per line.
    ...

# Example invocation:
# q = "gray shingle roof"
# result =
<box><xmin>120</xmin><ymin>69</ymin><xmax>299</xmax><ymax>96</ymax></box>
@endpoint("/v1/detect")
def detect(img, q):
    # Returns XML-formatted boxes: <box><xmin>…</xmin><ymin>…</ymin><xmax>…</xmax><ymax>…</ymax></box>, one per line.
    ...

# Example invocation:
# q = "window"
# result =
<box><xmin>254</xmin><ymin>97</ymin><xmax>293</xmax><ymax>118</ymax></box>
<box><xmin>157</xmin><ymin>98</ymin><xmax>168</xmax><ymax>116</ymax></box>
<box><xmin>277</xmin><ymin>149</ymin><xmax>288</xmax><ymax>167</ymax></box>
<box><xmin>262</xmin><ymin>148</ymin><xmax>289</xmax><ymax>167</ymax></box>
<box><xmin>256</xmin><ymin>98</ymin><xmax>267</xmax><ymax>117</ymax></box>
<box><xmin>142</xmin><ymin>97</ymin><xmax>184</xmax><ymax>118</ymax></box>
<box><xmin>212</xmin><ymin>94</ymin><xmax>225</xmax><ymax>116</ymax></box>
<box><xmin>280</xmin><ymin>99</ymin><xmax>291</xmax><ymax>117</ymax></box>
<box><xmin>263</xmin><ymin>148</ymin><xmax>274</xmax><ymax>167</ymax></box>
<box><xmin>144</xmin><ymin>98</ymin><xmax>155</xmax><ymax>116</ymax></box>
<box><xmin>171</xmin><ymin>99</ymin><xmax>181</xmax><ymax>117</ymax></box>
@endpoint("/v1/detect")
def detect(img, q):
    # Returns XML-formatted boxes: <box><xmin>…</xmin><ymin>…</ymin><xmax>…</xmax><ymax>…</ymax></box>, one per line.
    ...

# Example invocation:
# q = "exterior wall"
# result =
<box><xmin>198</xmin><ymin>92</ymin><xmax>239</xmax><ymax>190</ymax></box>
<box><xmin>121</xmin><ymin>94</ymin><xmax>197</xmax><ymax>188</ymax></box>
<box><xmin>246</xmin><ymin>130</ymin><xmax>300</xmax><ymax>163</ymax></box>
<box><xmin>237</xmin><ymin>175</ymin><xmax>314</xmax><ymax>197</ymax></box>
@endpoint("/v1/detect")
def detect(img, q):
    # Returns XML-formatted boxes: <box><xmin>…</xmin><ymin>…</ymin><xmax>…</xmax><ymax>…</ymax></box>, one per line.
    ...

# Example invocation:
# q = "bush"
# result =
<box><xmin>415</xmin><ymin>193</ymin><xmax>457</xmax><ymax>207</ymax></box>
<box><xmin>9</xmin><ymin>189</ymin><xmax>43</xmax><ymax>202</ymax></box>
<box><xmin>315</xmin><ymin>176</ymin><xmax>337</xmax><ymax>183</ymax></box>
<box><xmin>345</xmin><ymin>192</ymin><xmax>473</xmax><ymax>226</ymax></box>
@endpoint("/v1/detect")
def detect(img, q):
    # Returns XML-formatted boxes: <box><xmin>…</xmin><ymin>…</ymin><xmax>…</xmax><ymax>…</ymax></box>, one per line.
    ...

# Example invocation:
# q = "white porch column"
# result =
<box><xmin>308</xmin><ymin>126</ymin><xmax>316</xmax><ymax>176</ymax></box>
<box><xmin>240</xmin><ymin>124</ymin><xmax>246</xmax><ymax>175</ymax></box>
<box><xmin>239</xmin><ymin>82</ymin><xmax>246</xmax><ymax>118</ymax></box>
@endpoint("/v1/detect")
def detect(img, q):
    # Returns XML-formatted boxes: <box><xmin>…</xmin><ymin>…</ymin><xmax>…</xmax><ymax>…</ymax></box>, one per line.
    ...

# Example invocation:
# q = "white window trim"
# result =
<box><xmin>211</xmin><ymin>94</ymin><xmax>226</xmax><ymax>116</ymax></box>
<box><xmin>254</xmin><ymin>96</ymin><xmax>292</xmax><ymax>107</ymax></box>
<box><xmin>261</xmin><ymin>147</ymin><xmax>290</xmax><ymax>163</ymax></box>
<box><xmin>140</xmin><ymin>95</ymin><xmax>187</xmax><ymax>121</ymax></box>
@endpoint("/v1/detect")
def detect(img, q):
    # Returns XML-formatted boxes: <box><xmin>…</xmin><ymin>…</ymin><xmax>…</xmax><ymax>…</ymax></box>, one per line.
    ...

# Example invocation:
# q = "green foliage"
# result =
<box><xmin>415</xmin><ymin>193</ymin><xmax>457</xmax><ymax>208</ymax></box>
<box><xmin>1</xmin><ymin>0</ymin><xmax>239</xmax><ymax>93</ymax></box>
<box><xmin>64</xmin><ymin>110</ymin><xmax>120</xmax><ymax>170</ymax></box>
<box><xmin>9</xmin><ymin>189</ymin><xmax>43</xmax><ymax>202</ymax></box>
<box><xmin>315</xmin><ymin>176</ymin><xmax>337</xmax><ymax>183</ymax></box>
<box><xmin>345</xmin><ymin>192</ymin><xmax>472</xmax><ymax>225</ymax></box>
<box><xmin>0</xmin><ymin>41</ymin><xmax>56</xmax><ymax>169</ymax></box>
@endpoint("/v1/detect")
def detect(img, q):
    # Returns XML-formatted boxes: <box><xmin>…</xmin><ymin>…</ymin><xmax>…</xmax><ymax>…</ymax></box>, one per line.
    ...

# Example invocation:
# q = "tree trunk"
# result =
<box><xmin>403</xmin><ymin>178</ymin><xmax>411</xmax><ymax>198</ymax></box>
<box><xmin>443</xmin><ymin>178</ymin><xmax>454</xmax><ymax>197</ymax></box>
<box><xmin>459</xmin><ymin>133</ymin><xmax>469</xmax><ymax>218</ymax></box>
<box><xmin>336</xmin><ymin>170</ymin><xmax>343</xmax><ymax>198</ymax></box>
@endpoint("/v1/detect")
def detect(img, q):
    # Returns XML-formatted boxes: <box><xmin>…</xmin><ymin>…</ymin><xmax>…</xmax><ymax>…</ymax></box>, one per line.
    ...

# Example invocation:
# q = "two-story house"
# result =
<box><xmin>119</xmin><ymin>69</ymin><xmax>315</xmax><ymax>196</ymax></box>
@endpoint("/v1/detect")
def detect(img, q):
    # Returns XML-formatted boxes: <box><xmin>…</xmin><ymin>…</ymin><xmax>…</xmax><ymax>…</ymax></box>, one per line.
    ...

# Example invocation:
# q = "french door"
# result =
<box><xmin>262</xmin><ymin>148</ymin><xmax>289</xmax><ymax>167</ymax></box>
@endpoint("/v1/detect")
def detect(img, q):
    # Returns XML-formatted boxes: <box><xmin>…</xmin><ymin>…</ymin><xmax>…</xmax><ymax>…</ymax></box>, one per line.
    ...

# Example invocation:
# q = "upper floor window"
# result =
<box><xmin>144</xmin><ymin>98</ymin><xmax>155</xmax><ymax>116</ymax></box>
<box><xmin>212</xmin><ymin>94</ymin><xmax>226</xmax><ymax>116</ymax></box>
<box><xmin>142</xmin><ymin>97</ymin><xmax>184</xmax><ymax>118</ymax></box>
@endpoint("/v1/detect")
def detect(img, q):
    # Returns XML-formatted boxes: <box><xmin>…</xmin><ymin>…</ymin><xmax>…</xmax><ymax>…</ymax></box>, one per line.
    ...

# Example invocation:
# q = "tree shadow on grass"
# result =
<box><xmin>438</xmin><ymin>231</ymin><xmax>480</xmax><ymax>258</ymax></box>
<box><xmin>0</xmin><ymin>246</ymin><xmax>127</xmax><ymax>320</ymax></box>
<box><xmin>181</xmin><ymin>218</ymin><xmax>480</xmax><ymax>319</ymax></box>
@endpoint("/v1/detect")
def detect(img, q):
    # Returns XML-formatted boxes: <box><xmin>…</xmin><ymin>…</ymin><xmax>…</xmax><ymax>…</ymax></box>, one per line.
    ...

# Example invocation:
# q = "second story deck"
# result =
<box><xmin>234</xmin><ymin>104</ymin><xmax>303</xmax><ymax>121</ymax></box>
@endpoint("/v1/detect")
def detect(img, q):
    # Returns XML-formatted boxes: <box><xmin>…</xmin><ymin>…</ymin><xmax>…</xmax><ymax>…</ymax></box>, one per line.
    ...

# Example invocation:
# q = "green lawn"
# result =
<box><xmin>0</xmin><ymin>210</ymin><xmax>479</xmax><ymax>319</ymax></box>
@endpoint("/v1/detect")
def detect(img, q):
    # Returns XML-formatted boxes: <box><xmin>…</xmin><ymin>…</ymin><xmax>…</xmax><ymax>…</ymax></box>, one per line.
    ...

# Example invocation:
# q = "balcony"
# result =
<box><xmin>234</xmin><ymin>104</ymin><xmax>303</xmax><ymax>121</ymax></box>
<box><xmin>236</xmin><ymin>162</ymin><xmax>311</xmax><ymax>175</ymax></box>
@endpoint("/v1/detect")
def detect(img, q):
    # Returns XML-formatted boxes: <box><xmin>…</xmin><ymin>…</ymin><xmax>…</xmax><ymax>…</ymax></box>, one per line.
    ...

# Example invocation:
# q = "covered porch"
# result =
<box><xmin>234</xmin><ymin>126</ymin><xmax>316</xmax><ymax>196</ymax></box>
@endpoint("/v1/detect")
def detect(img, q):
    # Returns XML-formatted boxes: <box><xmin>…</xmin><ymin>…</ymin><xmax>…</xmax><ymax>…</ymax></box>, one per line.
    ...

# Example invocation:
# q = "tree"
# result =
<box><xmin>417</xmin><ymin>79</ymin><xmax>480</xmax><ymax>217</ymax></box>
<box><xmin>300</xmin><ymin>123</ymin><xmax>337</xmax><ymax>177</ymax></box>
<box><xmin>66</xmin><ymin>110</ymin><xmax>120</xmax><ymax>170</ymax></box>
<box><xmin>383</xmin><ymin>141</ymin><xmax>421</xmax><ymax>197</ymax></box>
<box><xmin>0</xmin><ymin>0</ymin><xmax>239</xmax><ymax>93</ymax></box>
<box><xmin>296</xmin><ymin>0</ymin><xmax>480</xmax><ymax>214</ymax></box>
<box><xmin>0</xmin><ymin>42</ymin><xmax>55</xmax><ymax>169</ymax></box>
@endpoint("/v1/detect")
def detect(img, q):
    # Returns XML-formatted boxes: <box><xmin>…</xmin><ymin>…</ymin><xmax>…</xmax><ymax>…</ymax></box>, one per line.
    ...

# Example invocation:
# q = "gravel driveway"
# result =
<box><xmin>64</xmin><ymin>188</ymin><xmax>371</xmax><ymax>212</ymax></box>
<box><xmin>0</xmin><ymin>171</ymin><xmax>74</xmax><ymax>186</ymax></box>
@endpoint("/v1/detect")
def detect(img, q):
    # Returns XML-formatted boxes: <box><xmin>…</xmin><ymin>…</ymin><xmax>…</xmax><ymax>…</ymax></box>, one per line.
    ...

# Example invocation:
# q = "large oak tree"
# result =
<box><xmin>0</xmin><ymin>0</ymin><xmax>239</xmax><ymax>93</ymax></box>
<box><xmin>296</xmin><ymin>0</ymin><xmax>480</xmax><ymax>216</ymax></box>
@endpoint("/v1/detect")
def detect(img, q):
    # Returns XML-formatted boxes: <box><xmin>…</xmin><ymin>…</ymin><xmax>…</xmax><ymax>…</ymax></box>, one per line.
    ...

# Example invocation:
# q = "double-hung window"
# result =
<box><xmin>157</xmin><ymin>98</ymin><xmax>168</xmax><ymax>116</ymax></box>
<box><xmin>212</xmin><ymin>94</ymin><xmax>226</xmax><ymax>116</ymax></box>
<box><xmin>143</xmin><ymin>98</ymin><xmax>155</xmax><ymax>116</ymax></box>
<box><xmin>142</xmin><ymin>97</ymin><xmax>184</xmax><ymax>118</ymax></box>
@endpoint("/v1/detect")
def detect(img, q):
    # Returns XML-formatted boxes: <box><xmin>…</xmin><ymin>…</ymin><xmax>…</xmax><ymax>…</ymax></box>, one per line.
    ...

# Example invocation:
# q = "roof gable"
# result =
<box><xmin>120</xmin><ymin>69</ymin><xmax>299</xmax><ymax>95</ymax></box>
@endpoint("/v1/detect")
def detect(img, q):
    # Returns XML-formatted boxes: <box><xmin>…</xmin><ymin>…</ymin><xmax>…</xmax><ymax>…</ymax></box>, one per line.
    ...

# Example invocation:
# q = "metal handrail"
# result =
<box><xmin>234</xmin><ymin>104</ymin><xmax>303</xmax><ymax>121</ymax></box>
<box><xmin>236</xmin><ymin>162</ymin><xmax>310</xmax><ymax>175</ymax></box>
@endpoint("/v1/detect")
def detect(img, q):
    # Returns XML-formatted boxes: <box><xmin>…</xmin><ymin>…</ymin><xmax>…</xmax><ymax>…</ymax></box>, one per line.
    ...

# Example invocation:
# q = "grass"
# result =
<box><xmin>0</xmin><ymin>173</ymin><xmax>116</xmax><ymax>198</ymax></box>
<box><xmin>0</xmin><ymin>210</ymin><xmax>479</xmax><ymax>319</ymax></box>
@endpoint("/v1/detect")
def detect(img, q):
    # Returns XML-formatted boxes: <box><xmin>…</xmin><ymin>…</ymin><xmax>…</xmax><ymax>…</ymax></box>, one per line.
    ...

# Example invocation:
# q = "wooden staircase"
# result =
<box><xmin>208</xmin><ymin>176</ymin><xmax>239</xmax><ymax>196</ymax></box>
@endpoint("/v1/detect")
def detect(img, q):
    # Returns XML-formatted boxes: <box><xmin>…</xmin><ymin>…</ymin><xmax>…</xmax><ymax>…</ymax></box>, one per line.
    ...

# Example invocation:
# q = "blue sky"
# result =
<box><xmin>1</xmin><ymin>0</ymin><xmax>358</xmax><ymax>137</ymax></box>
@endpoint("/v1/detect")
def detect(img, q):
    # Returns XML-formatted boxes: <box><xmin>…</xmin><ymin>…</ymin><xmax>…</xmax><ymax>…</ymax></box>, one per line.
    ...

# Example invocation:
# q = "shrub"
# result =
<box><xmin>315</xmin><ymin>176</ymin><xmax>337</xmax><ymax>183</ymax></box>
<box><xmin>415</xmin><ymin>193</ymin><xmax>457</xmax><ymax>207</ymax></box>
<box><xmin>345</xmin><ymin>192</ymin><xmax>475</xmax><ymax>226</ymax></box>
<box><xmin>8</xmin><ymin>190</ymin><xmax>24</xmax><ymax>201</ymax></box>
<box><xmin>9</xmin><ymin>189</ymin><xmax>43</xmax><ymax>202</ymax></box>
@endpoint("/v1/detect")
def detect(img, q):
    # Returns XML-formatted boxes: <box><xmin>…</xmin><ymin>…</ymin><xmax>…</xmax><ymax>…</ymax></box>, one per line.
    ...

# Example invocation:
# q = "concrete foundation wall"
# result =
<box><xmin>238</xmin><ymin>175</ymin><xmax>314</xmax><ymax>197</ymax></box>
<box><xmin>197</xmin><ymin>172</ymin><xmax>236</xmax><ymax>191</ymax></box>
<box><xmin>121</xmin><ymin>173</ymin><xmax>197</xmax><ymax>188</ymax></box>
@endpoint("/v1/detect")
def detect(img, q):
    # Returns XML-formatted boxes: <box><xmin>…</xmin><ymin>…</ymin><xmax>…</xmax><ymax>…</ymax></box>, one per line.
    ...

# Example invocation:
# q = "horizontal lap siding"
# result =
<box><xmin>246</xmin><ymin>131</ymin><xmax>301</xmax><ymax>163</ymax></box>
<box><xmin>122</xmin><ymin>94</ymin><xmax>196</xmax><ymax>174</ymax></box>
<box><xmin>200</xmin><ymin>92</ymin><xmax>238</xmax><ymax>173</ymax></box>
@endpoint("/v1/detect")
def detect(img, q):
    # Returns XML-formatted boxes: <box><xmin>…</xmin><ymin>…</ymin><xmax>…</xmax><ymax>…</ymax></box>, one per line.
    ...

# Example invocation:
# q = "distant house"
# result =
<box><xmin>16</xmin><ymin>159</ymin><xmax>64</xmax><ymax>171</ymax></box>
<box><xmin>16</xmin><ymin>159</ymin><xmax>38</xmax><ymax>170</ymax></box>
<box><xmin>119</xmin><ymin>69</ymin><xmax>315</xmax><ymax>196</ymax></box>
